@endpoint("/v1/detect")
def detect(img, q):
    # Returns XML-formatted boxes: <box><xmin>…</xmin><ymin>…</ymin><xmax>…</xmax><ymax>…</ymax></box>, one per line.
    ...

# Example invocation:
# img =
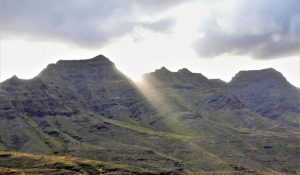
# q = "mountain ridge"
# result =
<box><xmin>2</xmin><ymin>55</ymin><xmax>298</xmax><ymax>88</ymax></box>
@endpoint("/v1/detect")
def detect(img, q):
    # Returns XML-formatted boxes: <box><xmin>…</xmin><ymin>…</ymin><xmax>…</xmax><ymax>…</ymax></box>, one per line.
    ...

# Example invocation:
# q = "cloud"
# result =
<box><xmin>139</xmin><ymin>18</ymin><xmax>176</xmax><ymax>33</ymax></box>
<box><xmin>0</xmin><ymin>0</ymin><xmax>185</xmax><ymax>48</ymax></box>
<box><xmin>195</xmin><ymin>0</ymin><xmax>300</xmax><ymax>59</ymax></box>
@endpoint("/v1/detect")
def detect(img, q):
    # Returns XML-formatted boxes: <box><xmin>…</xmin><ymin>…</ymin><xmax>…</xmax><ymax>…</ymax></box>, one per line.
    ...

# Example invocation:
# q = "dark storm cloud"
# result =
<box><xmin>0</xmin><ymin>0</ymin><xmax>185</xmax><ymax>47</ymax></box>
<box><xmin>195</xmin><ymin>0</ymin><xmax>300</xmax><ymax>59</ymax></box>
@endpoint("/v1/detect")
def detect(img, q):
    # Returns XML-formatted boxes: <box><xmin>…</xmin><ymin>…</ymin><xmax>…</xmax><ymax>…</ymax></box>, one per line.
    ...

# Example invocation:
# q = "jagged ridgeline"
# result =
<box><xmin>0</xmin><ymin>54</ymin><xmax>299</xmax><ymax>174</ymax></box>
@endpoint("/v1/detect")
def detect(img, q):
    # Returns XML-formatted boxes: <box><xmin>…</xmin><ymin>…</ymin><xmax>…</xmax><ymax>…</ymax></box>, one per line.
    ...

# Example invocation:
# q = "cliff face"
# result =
<box><xmin>0</xmin><ymin>55</ymin><xmax>299</xmax><ymax>174</ymax></box>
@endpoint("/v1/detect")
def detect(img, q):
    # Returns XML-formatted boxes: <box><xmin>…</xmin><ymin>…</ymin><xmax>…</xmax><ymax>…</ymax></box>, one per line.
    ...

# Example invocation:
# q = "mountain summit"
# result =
<box><xmin>230</xmin><ymin>68</ymin><xmax>290</xmax><ymax>87</ymax></box>
<box><xmin>0</xmin><ymin>55</ymin><xmax>299</xmax><ymax>174</ymax></box>
<box><xmin>229</xmin><ymin>68</ymin><xmax>300</xmax><ymax>120</ymax></box>
<box><xmin>39</xmin><ymin>54</ymin><xmax>122</xmax><ymax>82</ymax></box>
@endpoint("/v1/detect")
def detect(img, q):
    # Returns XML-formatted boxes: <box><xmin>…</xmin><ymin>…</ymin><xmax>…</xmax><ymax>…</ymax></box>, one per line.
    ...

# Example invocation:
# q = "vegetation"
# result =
<box><xmin>0</xmin><ymin>151</ymin><xmax>143</xmax><ymax>174</ymax></box>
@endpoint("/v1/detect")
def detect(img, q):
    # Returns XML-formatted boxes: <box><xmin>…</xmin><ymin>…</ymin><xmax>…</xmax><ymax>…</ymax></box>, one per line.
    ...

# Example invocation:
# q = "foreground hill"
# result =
<box><xmin>0</xmin><ymin>54</ymin><xmax>299</xmax><ymax>174</ymax></box>
<box><xmin>0</xmin><ymin>151</ymin><xmax>169</xmax><ymax>175</ymax></box>
<box><xmin>0</xmin><ymin>151</ymin><xmax>287</xmax><ymax>175</ymax></box>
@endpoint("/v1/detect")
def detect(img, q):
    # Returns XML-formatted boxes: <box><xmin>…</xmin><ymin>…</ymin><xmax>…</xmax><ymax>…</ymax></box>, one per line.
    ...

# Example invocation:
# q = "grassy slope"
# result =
<box><xmin>1</xmin><ymin>111</ymin><xmax>296</xmax><ymax>174</ymax></box>
<box><xmin>0</xmin><ymin>151</ymin><xmax>285</xmax><ymax>175</ymax></box>
<box><xmin>0</xmin><ymin>151</ymin><xmax>145</xmax><ymax>175</ymax></box>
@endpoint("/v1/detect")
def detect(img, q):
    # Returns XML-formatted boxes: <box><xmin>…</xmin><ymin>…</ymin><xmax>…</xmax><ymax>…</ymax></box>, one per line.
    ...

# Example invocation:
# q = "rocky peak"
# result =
<box><xmin>1</xmin><ymin>75</ymin><xmax>23</xmax><ymax>86</ymax></box>
<box><xmin>56</xmin><ymin>54</ymin><xmax>113</xmax><ymax>66</ymax></box>
<box><xmin>39</xmin><ymin>54</ymin><xmax>124</xmax><ymax>82</ymax></box>
<box><xmin>145</xmin><ymin>67</ymin><xmax>214</xmax><ymax>89</ymax></box>
<box><xmin>230</xmin><ymin>68</ymin><xmax>289</xmax><ymax>86</ymax></box>
<box><xmin>149</xmin><ymin>67</ymin><xmax>207</xmax><ymax>79</ymax></box>
<box><xmin>153</xmin><ymin>67</ymin><xmax>171</xmax><ymax>74</ymax></box>
<box><xmin>5</xmin><ymin>75</ymin><xmax>19</xmax><ymax>81</ymax></box>
<box><xmin>177</xmin><ymin>68</ymin><xmax>192</xmax><ymax>75</ymax></box>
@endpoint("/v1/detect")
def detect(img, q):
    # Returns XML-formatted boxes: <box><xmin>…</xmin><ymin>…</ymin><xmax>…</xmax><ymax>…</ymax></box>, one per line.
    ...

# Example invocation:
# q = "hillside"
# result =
<box><xmin>0</xmin><ymin>151</ymin><xmax>169</xmax><ymax>175</ymax></box>
<box><xmin>0</xmin><ymin>54</ymin><xmax>299</xmax><ymax>174</ymax></box>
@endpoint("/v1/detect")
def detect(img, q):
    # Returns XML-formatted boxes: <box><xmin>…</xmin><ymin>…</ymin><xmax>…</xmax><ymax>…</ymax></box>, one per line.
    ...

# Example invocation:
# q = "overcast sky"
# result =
<box><xmin>0</xmin><ymin>0</ymin><xmax>299</xmax><ymax>86</ymax></box>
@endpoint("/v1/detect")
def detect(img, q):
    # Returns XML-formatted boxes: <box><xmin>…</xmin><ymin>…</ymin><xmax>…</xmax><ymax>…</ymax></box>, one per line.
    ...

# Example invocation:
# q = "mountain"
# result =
<box><xmin>0</xmin><ymin>54</ymin><xmax>299</xmax><ymax>174</ymax></box>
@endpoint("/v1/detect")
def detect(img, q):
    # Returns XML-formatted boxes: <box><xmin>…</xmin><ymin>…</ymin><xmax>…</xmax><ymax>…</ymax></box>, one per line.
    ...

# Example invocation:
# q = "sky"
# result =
<box><xmin>0</xmin><ymin>0</ymin><xmax>299</xmax><ymax>87</ymax></box>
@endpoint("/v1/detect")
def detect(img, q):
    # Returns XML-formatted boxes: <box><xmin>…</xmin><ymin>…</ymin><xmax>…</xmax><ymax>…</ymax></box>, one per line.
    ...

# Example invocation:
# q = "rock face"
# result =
<box><xmin>0</xmin><ymin>55</ymin><xmax>299</xmax><ymax>174</ymax></box>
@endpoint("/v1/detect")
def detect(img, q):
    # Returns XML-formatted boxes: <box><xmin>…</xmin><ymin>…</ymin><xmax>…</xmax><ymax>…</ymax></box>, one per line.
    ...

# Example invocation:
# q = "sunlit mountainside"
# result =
<box><xmin>0</xmin><ymin>54</ymin><xmax>299</xmax><ymax>174</ymax></box>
